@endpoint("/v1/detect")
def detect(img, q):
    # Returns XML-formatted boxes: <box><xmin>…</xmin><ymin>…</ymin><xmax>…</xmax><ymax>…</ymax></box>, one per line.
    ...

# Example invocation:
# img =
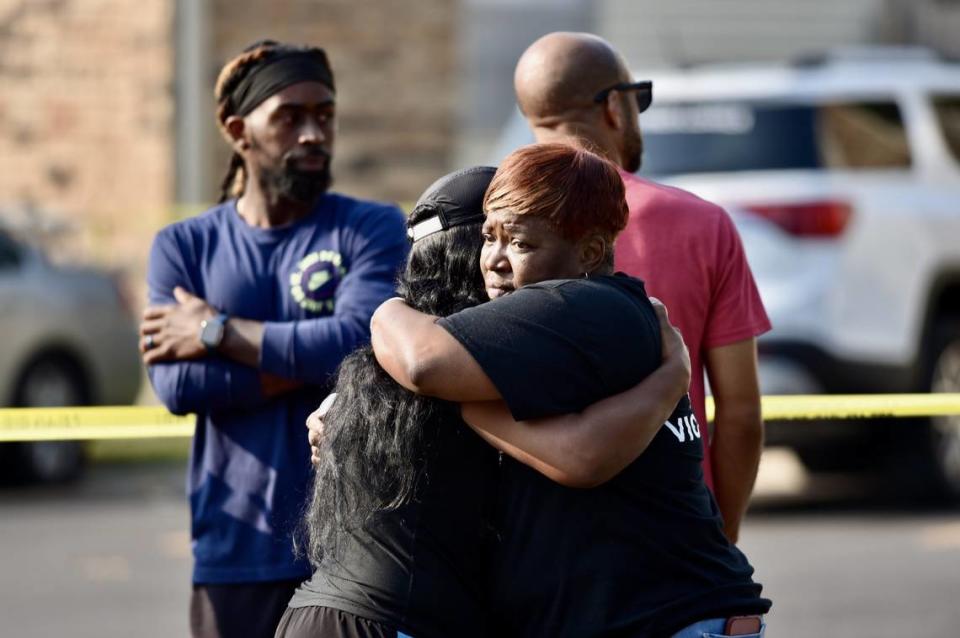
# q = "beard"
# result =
<box><xmin>623</xmin><ymin>124</ymin><xmax>644</xmax><ymax>173</ymax></box>
<box><xmin>257</xmin><ymin>146</ymin><xmax>333</xmax><ymax>205</ymax></box>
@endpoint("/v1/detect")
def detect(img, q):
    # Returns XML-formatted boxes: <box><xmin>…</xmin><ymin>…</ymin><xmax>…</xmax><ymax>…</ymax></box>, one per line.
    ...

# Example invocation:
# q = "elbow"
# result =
<box><xmin>715</xmin><ymin>400</ymin><xmax>764</xmax><ymax>437</ymax></box>
<box><xmin>371</xmin><ymin>314</ymin><xmax>423</xmax><ymax>392</ymax></box>
<box><xmin>571</xmin><ymin>459</ymin><xmax>620</xmax><ymax>488</ymax></box>
<box><xmin>551</xmin><ymin>465</ymin><xmax>615</xmax><ymax>489</ymax></box>
<box><xmin>549</xmin><ymin>439</ymin><xmax>621</xmax><ymax>489</ymax></box>
<box><xmin>371</xmin><ymin>303</ymin><xmax>454</xmax><ymax>397</ymax></box>
<box><xmin>713</xmin><ymin>402</ymin><xmax>765</xmax><ymax>451</ymax></box>
<box><xmin>554</xmin><ymin>472</ymin><xmax>609</xmax><ymax>490</ymax></box>
<box><xmin>152</xmin><ymin>386</ymin><xmax>191</xmax><ymax>416</ymax></box>
<box><xmin>375</xmin><ymin>336</ymin><xmax>443</xmax><ymax>396</ymax></box>
<box><xmin>400</xmin><ymin>355</ymin><xmax>427</xmax><ymax>392</ymax></box>
<box><xmin>404</xmin><ymin>357</ymin><xmax>445</xmax><ymax>395</ymax></box>
<box><xmin>374</xmin><ymin>348</ymin><xmax>430</xmax><ymax>394</ymax></box>
<box><xmin>147</xmin><ymin>368</ymin><xmax>192</xmax><ymax>416</ymax></box>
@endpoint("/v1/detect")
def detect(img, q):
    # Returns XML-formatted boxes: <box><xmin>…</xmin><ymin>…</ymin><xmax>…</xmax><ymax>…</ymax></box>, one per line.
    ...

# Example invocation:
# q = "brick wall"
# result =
<box><xmin>209</xmin><ymin>0</ymin><xmax>457</xmax><ymax>205</ymax></box>
<box><xmin>0</xmin><ymin>0</ymin><xmax>174</xmax><ymax>269</ymax></box>
<box><xmin>0</xmin><ymin>0</ymin><xmax>458</xmax><ymax>281</ymax></box>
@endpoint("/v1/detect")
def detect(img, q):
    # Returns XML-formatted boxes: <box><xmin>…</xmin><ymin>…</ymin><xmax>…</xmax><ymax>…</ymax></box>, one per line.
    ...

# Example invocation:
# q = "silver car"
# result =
<box><xmin>0</xmin><ymin>228</ymin><xmax>141</xmax><ymax>482</ymax></box>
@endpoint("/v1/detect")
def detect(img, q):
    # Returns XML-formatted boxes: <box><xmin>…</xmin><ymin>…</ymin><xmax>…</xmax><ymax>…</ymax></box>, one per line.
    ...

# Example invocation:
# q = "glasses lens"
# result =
<box><xmin>635</xmin><ymin>84</ymin><xmax>652</xmax><ymax>114</ymax></box>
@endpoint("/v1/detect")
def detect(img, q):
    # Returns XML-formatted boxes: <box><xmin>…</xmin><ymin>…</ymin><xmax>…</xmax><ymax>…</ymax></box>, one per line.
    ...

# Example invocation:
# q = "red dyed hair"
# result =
<box><xmin>483</xmin><ymin>143</ymin><xmax>628</xmax><ymax>243</ymax></box>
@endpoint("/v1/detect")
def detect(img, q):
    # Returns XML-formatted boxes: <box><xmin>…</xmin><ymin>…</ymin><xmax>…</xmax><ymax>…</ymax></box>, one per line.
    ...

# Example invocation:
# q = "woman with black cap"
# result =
<box><xmin>370</xmin><ymin>144</ymin><xmax>772</xmax><ymax>637</ymax></box>
<box><xmin>276</xmin><ymin>165</ymin><xmax>690</xmax><ymax>638</ymax></box>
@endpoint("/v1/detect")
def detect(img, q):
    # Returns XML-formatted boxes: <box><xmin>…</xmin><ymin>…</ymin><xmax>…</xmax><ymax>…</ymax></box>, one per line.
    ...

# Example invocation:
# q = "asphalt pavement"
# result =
<box><xmin>1</xmin><ymin>450</ymin><xmax>958</xmax><ymax>637</ymax></box>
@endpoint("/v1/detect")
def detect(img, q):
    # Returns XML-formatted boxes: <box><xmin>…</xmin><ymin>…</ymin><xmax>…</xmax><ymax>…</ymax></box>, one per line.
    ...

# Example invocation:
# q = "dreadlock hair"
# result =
<box><xmin>301</xmin><ymin>204</ymin><xmax>487</xmax><ymax>566</ymax></box>
<box><xmin>213</xmin><ymin>39</ymin><xmax>331</xmax><ymax>203</ymax></box>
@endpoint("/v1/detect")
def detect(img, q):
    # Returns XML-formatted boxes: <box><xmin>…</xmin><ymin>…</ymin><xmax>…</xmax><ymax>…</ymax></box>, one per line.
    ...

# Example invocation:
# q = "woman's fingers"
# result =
<box><xmin>306</xmin><ymin>393</ymin><xmax>337</xmax><ymax>465</ymax></box>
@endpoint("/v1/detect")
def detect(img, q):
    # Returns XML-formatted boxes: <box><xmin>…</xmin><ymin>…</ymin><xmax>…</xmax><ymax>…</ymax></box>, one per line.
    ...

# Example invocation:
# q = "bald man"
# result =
<box><xmin>514</xmin><ymin>32</ymin><xmax>771</xmax><ymax>543</ymax></box>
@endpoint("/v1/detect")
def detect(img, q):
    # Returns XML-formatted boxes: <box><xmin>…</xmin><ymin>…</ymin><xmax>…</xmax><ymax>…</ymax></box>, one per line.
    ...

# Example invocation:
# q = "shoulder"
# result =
<box><xmin>594</xmin><ymin>272</ymin><xmax>651</xmax><ymax>301</ymax></box>
<box><xmin>514</xmin><ymin>277</ymin><xmax>661</xmax><ymax>376</ymax></box>
<box><xmin>508</xmin><ymin>275</ymin><xmax>653</xmax><ymax>321</ymax></box>
<box><xmin>621</xmin><ymin>173</ymin><xmax>729</xmax><ymax>222</ymax></box>
<box><xmin>155</xmin><ymin>203</ymin><xmax>231</xmax><ymax>243</ymax></box>
<box><xmin>324</xmin><ymin>194</ymin><xmax>407</xmax><ymax>254</ymax></box>
<box><xmin>530</xmin><ymin>274</ymin><xmax>648</xmax><ymax>301</ymax></box>
<box><xmin>151</xmin><ymin>203</ymin><xmax>232</xmax><ymax>257</ymax></box>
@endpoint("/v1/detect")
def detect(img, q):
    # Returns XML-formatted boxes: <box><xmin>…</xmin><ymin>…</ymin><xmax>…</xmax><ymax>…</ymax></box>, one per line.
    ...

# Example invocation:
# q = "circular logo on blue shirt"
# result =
<box><xmin>290</xmin><ymin>250</ymin><xmax>347</xmax><ymax>313</ymax></box>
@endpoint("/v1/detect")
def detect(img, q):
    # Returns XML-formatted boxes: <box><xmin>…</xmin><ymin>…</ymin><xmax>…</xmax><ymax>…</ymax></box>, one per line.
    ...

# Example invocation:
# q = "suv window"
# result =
<box><xmin>932</xmin><ymin>95</ymin><xmax>960</xmax><ymax>165</ymax></box>
<box><xmin>640</xmin><ymin>100</ymin><xmax>911</xmax><ymax>176</ymax></box>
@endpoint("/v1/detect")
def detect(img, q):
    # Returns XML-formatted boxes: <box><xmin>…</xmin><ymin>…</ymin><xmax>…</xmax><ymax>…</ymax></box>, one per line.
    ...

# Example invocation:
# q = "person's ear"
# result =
<box><xmin>224</xmin><ymin>115</ymin><xmax>250</xmax><ymax>152</ymax></box>
<box><xmin>601</xmin><ymin>92</ymin><xmax>627</xmax><ymax>132</ymax></box>
<box><xmin>578</xmin><ymin>234</ymin><xmax>608</xmax><ymax>274</ymax></box>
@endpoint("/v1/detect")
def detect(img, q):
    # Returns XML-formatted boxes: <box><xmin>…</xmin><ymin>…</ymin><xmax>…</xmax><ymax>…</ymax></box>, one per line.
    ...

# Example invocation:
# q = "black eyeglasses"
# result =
<box><xmin>593</xmin><ymin>81</ymin><xmax>653</xmax><ymax>114</ymax></box>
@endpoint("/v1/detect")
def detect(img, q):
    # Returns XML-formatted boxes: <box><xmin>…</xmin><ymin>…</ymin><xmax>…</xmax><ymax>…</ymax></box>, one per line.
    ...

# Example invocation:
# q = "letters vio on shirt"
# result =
<box><xmin>663</xmin><ymin>413</ymin><xmax>702</xmax><ymax>443</ymax></box>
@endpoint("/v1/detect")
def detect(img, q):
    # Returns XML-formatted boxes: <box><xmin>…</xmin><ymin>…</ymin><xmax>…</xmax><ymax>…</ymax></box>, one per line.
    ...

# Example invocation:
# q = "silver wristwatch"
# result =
<box><xmin>199</xmin><ymin>313</ymin><xmax>228</xmax><ymax>351</ymax></box>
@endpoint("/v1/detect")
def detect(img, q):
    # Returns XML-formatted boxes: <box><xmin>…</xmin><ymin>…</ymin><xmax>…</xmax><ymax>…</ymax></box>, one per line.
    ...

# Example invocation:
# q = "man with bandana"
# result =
<box><xmin>139</xmin><ymin>41</ymin><xmax>407</xmax><ymax>638</ymax></box>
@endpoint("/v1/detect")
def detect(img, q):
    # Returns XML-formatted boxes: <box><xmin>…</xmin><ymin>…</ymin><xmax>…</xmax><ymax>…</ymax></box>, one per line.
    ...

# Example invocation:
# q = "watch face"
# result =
<box><xmin>201</xmin><ymin>317</ymin><xmax>225</xmax><ymax>348</ymax></box>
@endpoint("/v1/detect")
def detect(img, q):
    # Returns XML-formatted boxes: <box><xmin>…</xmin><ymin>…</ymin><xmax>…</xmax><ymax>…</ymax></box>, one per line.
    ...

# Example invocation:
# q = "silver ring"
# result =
<box><xmin>145</xmin><ymin>334</ymin><xmax>155</xmax><ymax>349</ymax></box>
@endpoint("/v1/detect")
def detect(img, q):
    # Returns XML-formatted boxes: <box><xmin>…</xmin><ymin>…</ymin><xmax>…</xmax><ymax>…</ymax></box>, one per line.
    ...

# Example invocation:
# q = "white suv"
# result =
<box><xmin>492</xmin><ymin>47</ymin><xmax>960</xmax><ymax>496</ymax></box>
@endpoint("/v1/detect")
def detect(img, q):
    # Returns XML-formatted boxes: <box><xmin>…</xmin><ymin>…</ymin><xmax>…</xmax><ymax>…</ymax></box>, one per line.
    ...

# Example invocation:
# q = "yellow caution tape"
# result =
<box><xmin>0</xmin><ymin>407</ymin><xmax>193</xmax><ymax>442</ymax></box>
<box><xmin>707</xmin><ymin>393</ymin><xmax>960</xmax><ymax>423</ymax></box>
<box><xmin>0</xmin><ymin>394</ymin><xmax>959</xmax><ymax>442</ymax></box>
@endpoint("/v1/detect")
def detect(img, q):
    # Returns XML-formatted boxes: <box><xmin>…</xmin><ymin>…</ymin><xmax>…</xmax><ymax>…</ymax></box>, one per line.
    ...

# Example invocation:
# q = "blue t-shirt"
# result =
<box><xmin>146</xmin><ymin>193</ymin><xmax>408</xmax><ymax>584</ymax></box>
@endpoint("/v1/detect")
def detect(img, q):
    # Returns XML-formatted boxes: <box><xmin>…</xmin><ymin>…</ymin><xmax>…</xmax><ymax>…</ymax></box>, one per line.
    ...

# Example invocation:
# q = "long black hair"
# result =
<box><xmin>302</xmin><ymin>198</ymin><xmax>487</xmax><ymax>566</ymax></box>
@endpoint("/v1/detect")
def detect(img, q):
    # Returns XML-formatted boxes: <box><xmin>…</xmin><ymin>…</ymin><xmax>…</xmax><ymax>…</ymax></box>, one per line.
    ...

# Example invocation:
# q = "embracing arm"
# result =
<box><xmin>463</xmin><ymin>359</ymin><xmax>687</xmax><ymax>488</ymax></box>
<box><xmin>706</xmin><ymin>337</ymin><xmax>764</xmax><ymax>543</ymax></box>
<box><xmin>462</xmin><ymin>300</ymin><xmax>691</xmax><ymax>488</ymax></box>
<box><xmin>370</xmin><ymin>299</ymin><xmax>500</xmax><ymax>401</ymax></box>
<box><xmin>305</xmin><ymin>355</ymin><xmax>687</xmax><ymax>483</ymax></box>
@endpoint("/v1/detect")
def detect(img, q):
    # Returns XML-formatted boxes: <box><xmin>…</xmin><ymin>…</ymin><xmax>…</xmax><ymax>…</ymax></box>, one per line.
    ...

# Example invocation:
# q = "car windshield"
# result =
<box><xmin>638</xmin><ymin>99</ymin><xmax>911</xmax><ymax>177</ymax></box>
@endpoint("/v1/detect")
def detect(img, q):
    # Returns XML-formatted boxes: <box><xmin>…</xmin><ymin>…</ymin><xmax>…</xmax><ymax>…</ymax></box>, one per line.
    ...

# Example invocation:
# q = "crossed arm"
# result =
<box><xmin>140</xmin><ymin>287</ymin><xmax>306</xmax><ymax>413</ymax></box>
<box><xmin>369</xmin><ymin>297</ymin><xmax>691</xmax><ymax>487</ymax></box>
<box><xmin>141</xmin><ymin>218</ymin><xmax>406</xmax><ymax>414</ymax></box>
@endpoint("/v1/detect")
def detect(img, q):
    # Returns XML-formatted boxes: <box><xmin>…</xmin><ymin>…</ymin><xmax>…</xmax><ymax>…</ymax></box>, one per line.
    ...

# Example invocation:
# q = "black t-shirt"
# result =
<box><xmin>288</xmin><ymin>352</ymin><xmax>500</xmax><ymax>638</ymax></box>
<box><xmin>439</xmin><ymin>274</ymin><xmax>771</xmax><ymax>637</ymax></box>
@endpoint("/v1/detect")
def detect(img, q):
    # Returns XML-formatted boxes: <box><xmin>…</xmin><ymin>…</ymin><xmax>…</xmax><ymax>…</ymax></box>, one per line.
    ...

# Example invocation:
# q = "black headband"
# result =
<box><xmin>231</xmin><ymin>49</ymin><xmax>335</xmax><ymax>116</ymax></box>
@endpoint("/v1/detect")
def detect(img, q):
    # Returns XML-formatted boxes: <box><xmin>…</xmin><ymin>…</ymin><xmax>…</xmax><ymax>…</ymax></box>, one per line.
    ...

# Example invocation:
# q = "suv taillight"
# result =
<box><xmin>741</xmin><ymin>200</ymin><xmax>853</xmax><ymax>237</ymax></box>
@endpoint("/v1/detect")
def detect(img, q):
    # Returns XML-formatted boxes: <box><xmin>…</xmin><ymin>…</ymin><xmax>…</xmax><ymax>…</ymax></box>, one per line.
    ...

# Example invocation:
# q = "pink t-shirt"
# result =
<box><xmin>614</xmin><ymin>170</ymin><xmax>771</xmax><ymax>489</ymax></box>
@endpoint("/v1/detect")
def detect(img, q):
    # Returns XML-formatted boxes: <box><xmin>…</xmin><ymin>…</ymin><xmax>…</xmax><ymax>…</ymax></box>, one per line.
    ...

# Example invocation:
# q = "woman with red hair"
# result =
<box><xmin>372</xmin><ymin>143</ymin><xmax>771</xmax><ymax>637</ymax></box>
<box><xmin>283</xmin><ymin>160</ymin><xmax>691</xmax><ymax>638</ymax></box>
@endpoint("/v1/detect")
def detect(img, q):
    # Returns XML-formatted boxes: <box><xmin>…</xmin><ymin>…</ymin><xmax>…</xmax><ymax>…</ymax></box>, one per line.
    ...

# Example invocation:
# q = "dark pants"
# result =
<box><xmin>190</xmin><ymin>579</ymin><xmax>301</xmax><ymax>638</ymax></box>
<box><xmin>275</xmin><ymin>606</ymin><xmax>397</xmax><ymax>638</ymax></box>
